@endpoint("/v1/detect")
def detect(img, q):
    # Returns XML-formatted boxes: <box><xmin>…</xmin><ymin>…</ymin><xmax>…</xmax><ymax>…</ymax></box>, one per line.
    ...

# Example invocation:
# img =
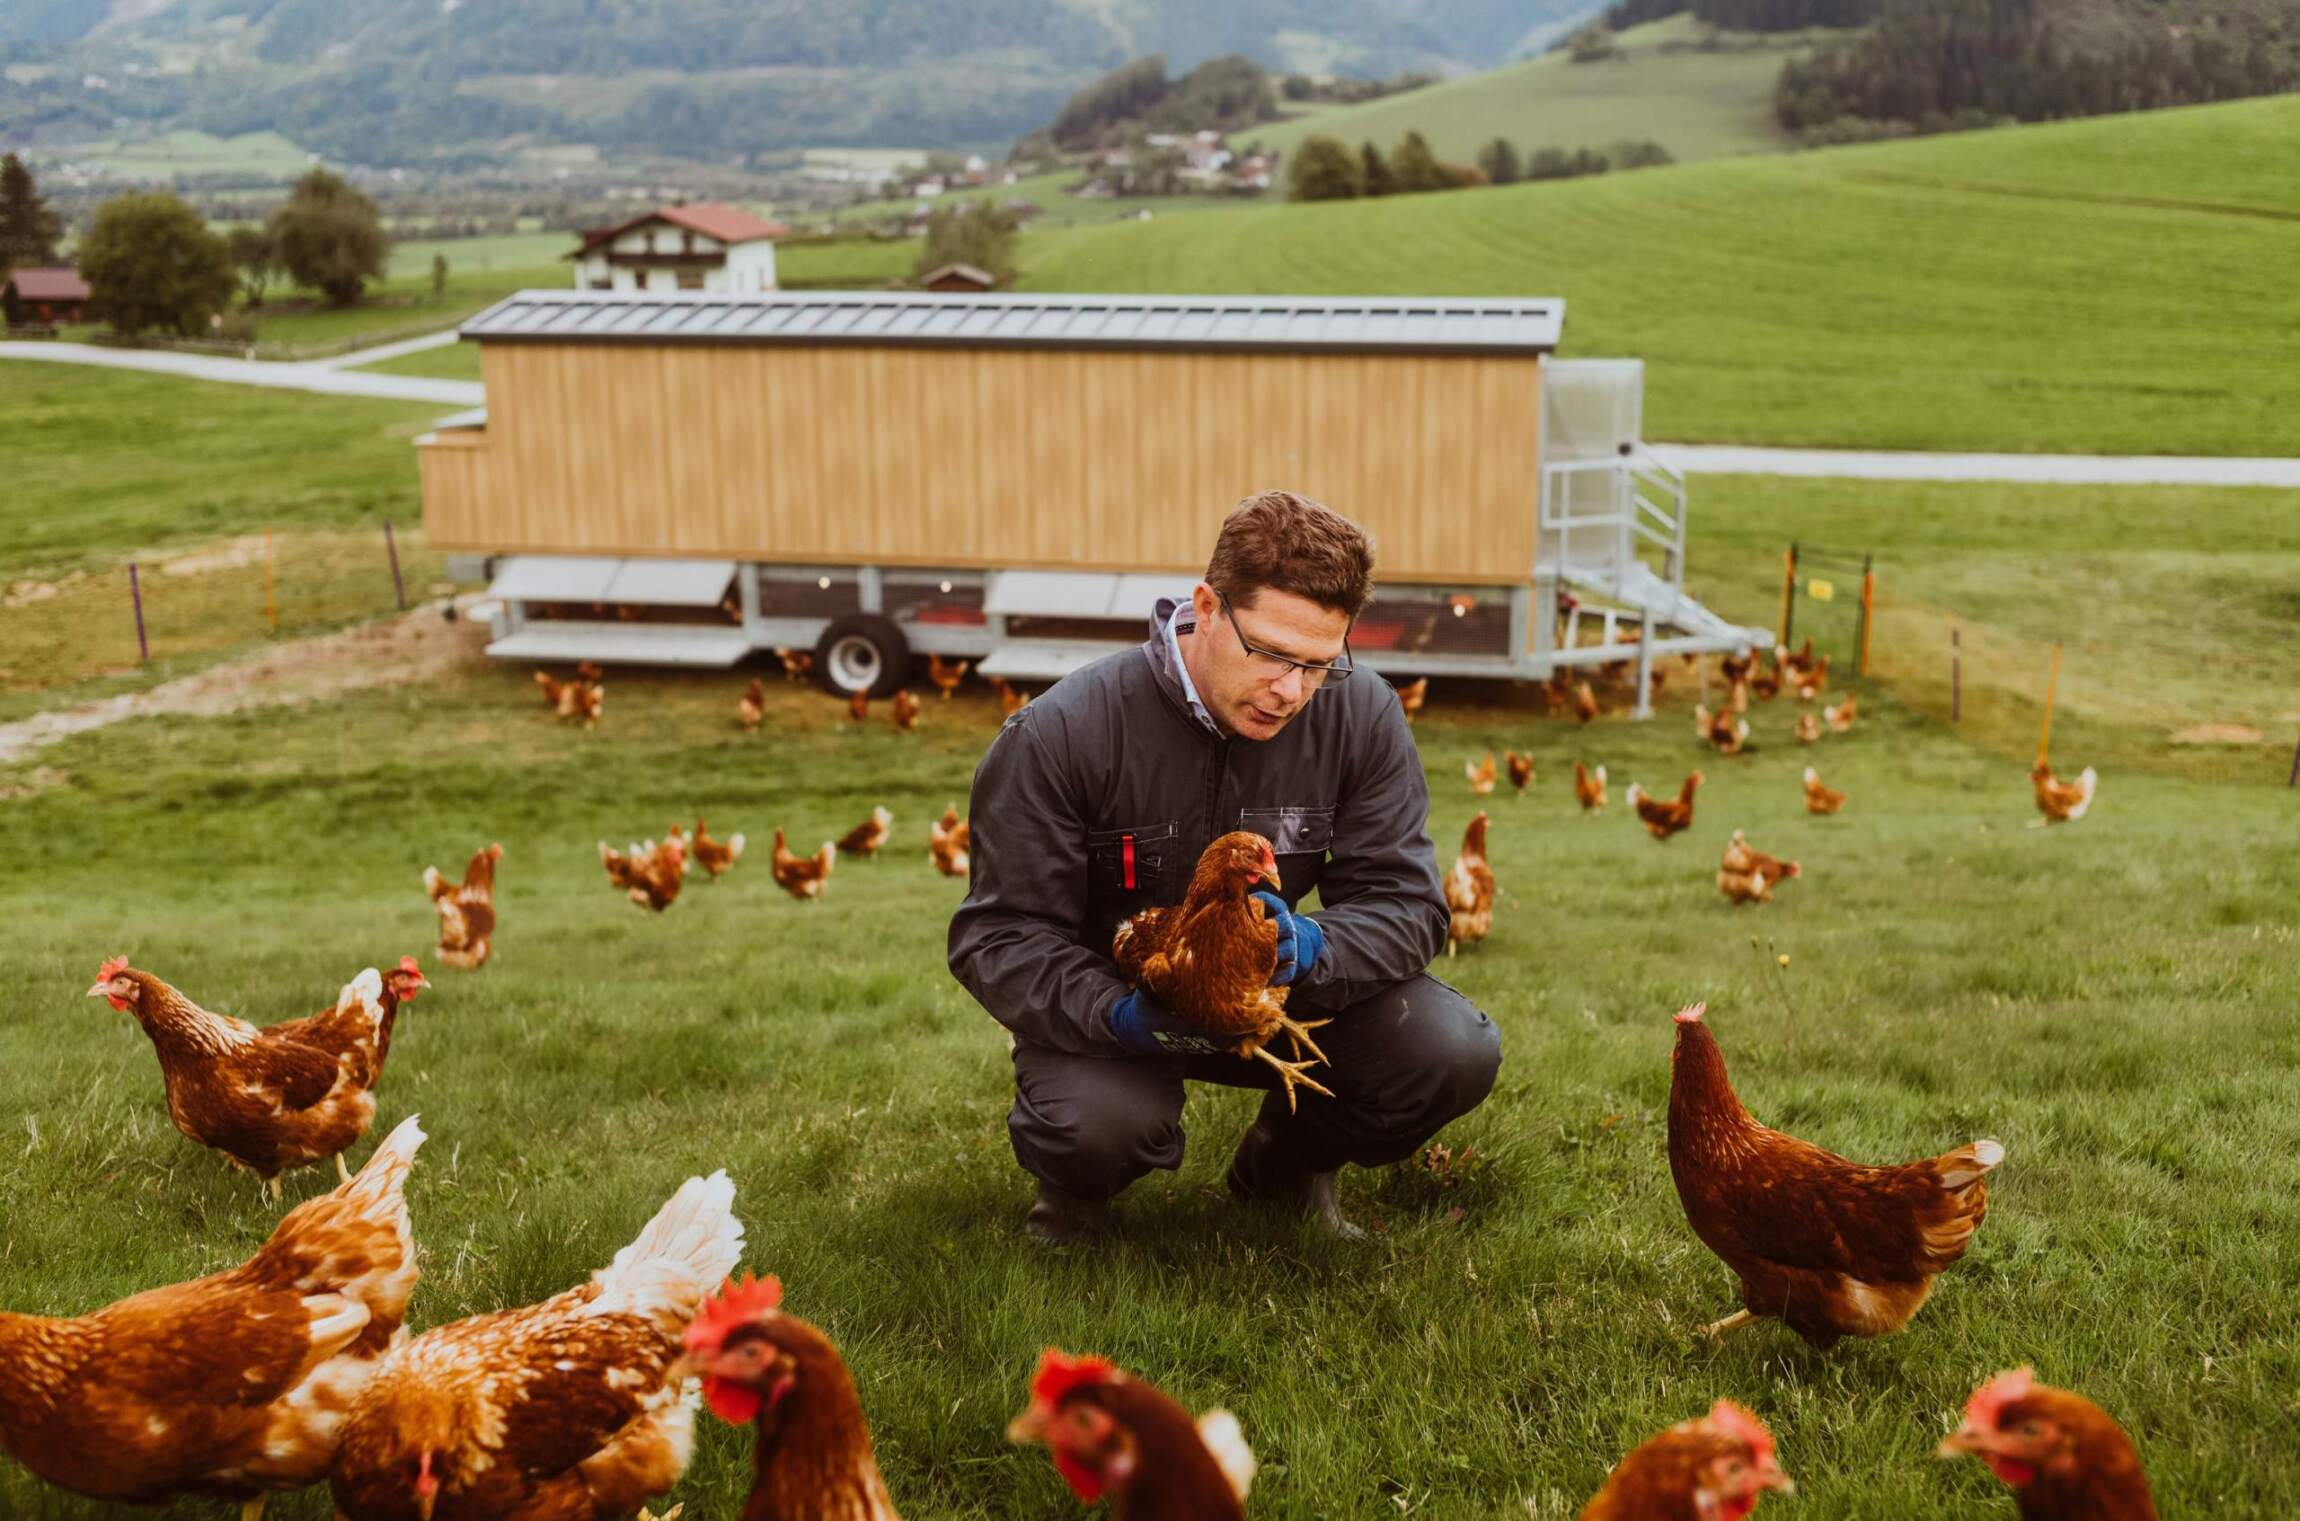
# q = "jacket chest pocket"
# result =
<box><xmin>1087</xmin><ymin>822</ymin><xmax>1177</xmax><ymax>900</ymax></box>
<box><xmin>1238</xmin><ymin>806</ymin><xmax>1335</xmax><ymax>861</ymax></box>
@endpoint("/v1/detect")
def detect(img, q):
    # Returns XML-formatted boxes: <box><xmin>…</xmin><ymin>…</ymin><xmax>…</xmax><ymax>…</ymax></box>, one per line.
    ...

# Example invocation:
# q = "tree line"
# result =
<box><xmin>1288</xmin><ymin>132</ymin><xmax>1672</xmax><ymax>201</ymax></box>
<box><xmin>1023</xmin><ymin>53</ymin><xmax>1279</xmax><ymax>156</ymax></box>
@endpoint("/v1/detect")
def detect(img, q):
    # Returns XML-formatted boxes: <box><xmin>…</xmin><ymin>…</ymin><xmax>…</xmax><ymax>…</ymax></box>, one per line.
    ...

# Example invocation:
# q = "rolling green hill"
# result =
<box><xmin>1022</xmin><ymin>92</ymin><xmax>2300</xmax><ymax>456</ymax></box>
<box><xmin>1253</xmin><ymin>15</ymin><xmax>1824</xmax><ymax>165</ymax></box>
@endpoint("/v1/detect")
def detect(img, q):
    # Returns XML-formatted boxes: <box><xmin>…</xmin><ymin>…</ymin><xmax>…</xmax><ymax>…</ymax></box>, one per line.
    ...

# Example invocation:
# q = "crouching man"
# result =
<box><xmin>948</xmin><ymin>490</ymin><xmax>1502</xmax><ymax>1242</ymax></box>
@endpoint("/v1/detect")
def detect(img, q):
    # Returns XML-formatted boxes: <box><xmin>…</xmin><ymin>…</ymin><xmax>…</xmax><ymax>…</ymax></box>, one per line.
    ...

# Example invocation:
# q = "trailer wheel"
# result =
<box><xmin>814</xmin><ymin>614</ymin><xmax>910</xmax><ymax>699</ymax></box>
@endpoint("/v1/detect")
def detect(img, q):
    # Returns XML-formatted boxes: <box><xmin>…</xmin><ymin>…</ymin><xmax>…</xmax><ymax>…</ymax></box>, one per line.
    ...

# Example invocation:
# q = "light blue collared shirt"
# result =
<box><xmin>1161</xmin><ymin>601</ymin><xmax>1219</xmax><ymax>735</ymax></box>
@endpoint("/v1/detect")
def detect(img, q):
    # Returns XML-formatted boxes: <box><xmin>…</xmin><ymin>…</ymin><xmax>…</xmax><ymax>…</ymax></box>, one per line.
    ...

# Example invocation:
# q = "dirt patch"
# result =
<box><xmin>2169</xmin><ymin>723</ymin><xmax>2266</xmax><ymax>746</ymax></box>
<box><xmin>156</xmin><ymin>534</ymin><xmax>273</xmax><ymax>577</ymax></box>
<box><xmin>0</xmin><ymin>598</ymin><xmax>490</xmax><ymax>766</ymax></box>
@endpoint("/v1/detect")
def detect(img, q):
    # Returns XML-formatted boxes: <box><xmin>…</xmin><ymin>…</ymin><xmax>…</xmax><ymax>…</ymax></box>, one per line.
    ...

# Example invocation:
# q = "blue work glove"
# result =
<box><xmin>1252</xmin><ymin>891</ymin><xmax>1325</xmax><ymax>987</ymax></box>
<box><xmin>1107</xmin><ymin>988</ymin><xmax>1228</xmax><ymax>1057</ymax></box>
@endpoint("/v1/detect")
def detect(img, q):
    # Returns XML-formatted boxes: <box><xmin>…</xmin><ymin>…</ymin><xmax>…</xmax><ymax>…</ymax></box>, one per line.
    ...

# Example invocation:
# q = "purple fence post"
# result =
<box><xmin>1950</xmin><ymin>624</ymin><xmax>1961</xmax><ymax>723</ymax></box>
<box><xmin>2288</xmin><ymin>730</ymin><xmax>2299</xmax><ymax>788</ymax></box>
<box><xmin>383</xmin><ymin>520</ymin><xmax>407</xmax><ymax>610</ymax></box>
<box><xmin>129</xmin><ymin>561</ymin><xmax>150</xmax><ymax>663</ymax></box>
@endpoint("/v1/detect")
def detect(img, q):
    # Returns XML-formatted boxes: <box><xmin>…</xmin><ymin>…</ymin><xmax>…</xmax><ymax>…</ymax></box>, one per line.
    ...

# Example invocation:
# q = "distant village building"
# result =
<box><xmin>568</xmin><ymin>203</ymin><xmax>788</xmax><ymax>294</ymax></box>
<box><xmin>919</xmin><ymin>263</ymin><xmax>998</xmax><ymax>293</ymax></box>
<box><xmin>2</xmin><ymin>266</ymin><xmax>91</xmax><ymax>326</ymax></box>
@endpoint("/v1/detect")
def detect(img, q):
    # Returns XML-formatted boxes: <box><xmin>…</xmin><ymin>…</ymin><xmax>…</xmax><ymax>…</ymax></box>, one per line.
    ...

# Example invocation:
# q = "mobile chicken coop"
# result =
<box><xmin>419</xmin><ymin>290</ymin><xmax>1766</xmax><ymax>714</ymax></box>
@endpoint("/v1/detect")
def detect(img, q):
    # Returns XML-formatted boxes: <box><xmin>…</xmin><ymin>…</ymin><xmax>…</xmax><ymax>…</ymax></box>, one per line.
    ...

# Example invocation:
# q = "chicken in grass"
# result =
<box><xmin>685</xmin><ymin>1274</ymin><xmax>903</xmax><ymax>1521</ymax></box>
<box><xmin>1802</xmin><ymin>767</ymin><xmax>1846</xmax><ymax>815</ymax></box>
<box><xmin>536</xmin><ymin>667</ymin><xmax>604</xmax><ymax>727</ymax></box>
<box><xmin>1574</xmin><ymin>678</ymin><xmax>1600</xmax><ymax>724</ymax></box>
<box><xmin>2031</xmin><ymin>763</ymin><xmax>2097</xmax><ymax>824</ymax></box>
<box><xmin>1627</xmin><ymin>771</ymin><xmax>1703</xmax><ymax>840</ymax></box>
<box><xmin>993</xmin><ymin>677</ymin><xmax>1031</xmax><ymax>716</ymax></box>
<box><xmin>929</xmin><ymin>803</ymin><xmax>971</xmax><ymax>879</ymax></box>
<box><xmin>1797</xmin><ymin>653</ymin><xmax>1831</xmax><ymax>702</ymax></box>
<box><xmin>1750</xmin><ymin>654</ymin><xmax>1784</xmax><ymax>703</ymax></box>
<box><xmin>0</xmin><ymin>1116</ymin><xmax>424</xmax><ymax>1520</ymax></box>
<box><xmin>891</xmin><ymin>689</ymin><xmax>920</xmax><ymax>731</ymax></box>
<box><xmin>1465</xmin><ymin>751</ymin><xmax>1498</xmax><ymax>797</ymax></box>
<box><xmin>838</xmin><ymin>805</ymin><xmax>894</xmax><ymax>859</ymax></box>
<box><xmin>691</xmin><ymin>817</ymin><xmax>746</xmax><ymax>880</ymax></box>
<box><xmin>771</xmin><ymin>829</ymin><xmax>837</xmax><ymax>900</ymax></box>
<box><xmin>1579</xmin><ymin>1399</ymin><xmax>1792</xmax><ymax>1521</ymax></box>
<box><xmin>848</xmin><ymin>689</ymin><xmax>870</xmax><ymax>722</ymax></box>
<box><xmin>1668</xmin><ymin>1001</ymin><xmax>2002</xmax><ymax>1347</ymax></box>
<box><xmin>1574</xmin><ymin>760</ymin><xmax>1608</xmax><ymax>813</ymax></box>
<box><xmin>1795</xmin><ymin>711</ymin><xmax>1822</xmax><ymax>745</ymax></box>
<box><xmin>1824</xmin><ymin>692</ymin><xmax>1857</xmax><ymax>734</ymax></box>
<box><xmin>1695</xmin><ymin>703</ymin><xmax>1750</xmax><ymax>757</ymax></box>
<box><xmin>90</xmin><ymin>958</ymin><xmax>429</xmax><ymax>1196</ymax></box>
<box><xmin>927</xmin><ymin>653</ymin><xmax>970</xmax><ymax>699</ymax></box>
<box><xmin>1445</xmin><ymin>811</ymin><xmax>1496</xmax><ymax>956</ymax></box>
<box><xmin>1717</xmin><ymin>830</ymin><xmax>1800</xmax><ymax>905</ymax></box>
<box><xmin>1506</xmin><ymin>750</ymin><xmax>1535</xmax><ymax>794</ymax></box>
<box><xmin>737</xmin><ymin>677</ymin><xmax>766</xmax><ymax>732</ymax></box>
<box><xmin>1394</xmin><ymin>675</ymin><xmax>1428</xmax><ymax>724</ymax></box>
<box><xmin>602</xmin><ymin>837</ymin><xmax>688</xmax><ymax>912</ymax></box>
<box><xmin>330</xmin><ymin>1171</ymin><xmax>745</xmax><ymax>1521</ymax></box>
<box><xmin>1009</xmin><ymin>1349</ymin><xmax>1255</xmax><ymax>1521</ymax></box>
<box><xmin>1112</xmin><ymin>830</ymin><xmax>1332</xmax><ymax>1110</ymax></box>
<box><xmin>423</xmin><ymin>843</ymin><xmax>502</xmax><ymax>970</ymax></box>
<box><xmin>1938</xmin><ymin>1367</ymin><xmax>2158</xmax><ymax>1521</ymax></box>
<box><xmin>775</xmin><ymin>647</ymin><xmax>814</xmax><ymax>684</ymax></box>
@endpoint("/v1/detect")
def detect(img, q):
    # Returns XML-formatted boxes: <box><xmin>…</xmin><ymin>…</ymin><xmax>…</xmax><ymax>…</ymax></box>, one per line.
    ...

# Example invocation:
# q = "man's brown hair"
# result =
<box><xmin>1204</xmin><ymin>490</ymin><xmax>1375</xmax><ymax>617</ymax></box>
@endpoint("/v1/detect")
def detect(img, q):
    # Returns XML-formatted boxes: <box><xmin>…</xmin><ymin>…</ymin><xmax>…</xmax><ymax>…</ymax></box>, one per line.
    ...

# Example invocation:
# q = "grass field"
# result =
<box><xmin>3</xmin><ymin>373</ymin><xmax>2297</xmax><ymax>1517</ymax></box>
<box><xmin>45</xmin><ymin>128</ymin><xmax>312</xmax><ymax>182</ymax></box>
<box><xmin>1254</xmin><ymin>16</ymin><xmax>1819</xmax><ymax>167</ymax></box>
<box><xmin>824</xmin><ymin>167</ymin><xmax>1253</xmax><ymax>233</ymax></box>
<box><xmin>1021</xmin><ymin>93</ymin><xmax>2300</xmax><ymax>456</ymax></box>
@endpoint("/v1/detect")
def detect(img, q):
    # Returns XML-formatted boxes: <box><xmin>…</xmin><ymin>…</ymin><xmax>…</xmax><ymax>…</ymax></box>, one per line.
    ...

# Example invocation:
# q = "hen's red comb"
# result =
<box><xmin>1966</xmin><ymin>1367</ymin><xmax>2036</xmax><ymax>1429</ymax></box>
<box><xmin>1030</xmin><ymin>1348</ymin><xmax>1119</xmax><ymax>1410</ymax></box>
<box><xmin>398</xmin><ymin>956</ymin><xmax>423</xmax><ymax>976</ymax></box>
<box><xmin>98</xmin><ymin>955</ymin><xmax>130</xmax><ymax>981</ymax></box>
<box><xmin>1706</xmin><ymin>1400</ymin><xmax>1775</xmax><ymax>1460</ymax></box>
<box><xmin>1675</xmin><ymin>1002</ymin><xmax>1708</xmax><ymax>1024</ymax></box>
<box><xmin>684</xmin><ymin>1272</ymin><xmax>784</xmax><ymax>1354</ymax></box>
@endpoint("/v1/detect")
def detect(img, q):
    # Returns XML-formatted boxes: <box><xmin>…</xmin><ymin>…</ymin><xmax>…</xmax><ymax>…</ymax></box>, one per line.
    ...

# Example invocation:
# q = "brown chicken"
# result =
<box><xmin>1465</xmin><ymin>751</ymin><xmax>1497</xmax><ymax>797</ymax></box>
<box><xmin>570</xmin><ymin>679</ymin><xmax>603</xmax><ymax>727</ymax></box>
<box><xmin>927</xmin><ymin>653</ymin><xmax>971</xmax><ymax>698</ymax></box>
<box><xmin>838</xmin><ymin>805</ymin><xmax>894</xmax><ymax>858</ymax></box>
<box><xmin>848</xmin><ymin>688</ymin><xmax>871</xmax><ymax>722</ymax></box>
<box><xmin>891</xmin><ymin>689</ymin><xmax>921</xmax><ymax>731</ymax></box>
<box><xmin>1008</xmin><ymin>1350</ymin><xmax>1256</xmax><ymax>1521</ymax></box>
<box><xmin>91</xmin><ymin>959</ymin><xmax>429</xmax><ymax>1196</ymax></box>
<box><xmin>1668</xmin><ymin>1001</ymin><xmax>2003</xmax><ymax>1346</ymax></box>
<box><xmin>1695</xmin><ymin>703</ymin><xmax>1750</xmax><ymax>756</ymax></box>
<box><xmin>771</xmin><ymin>828</ymin><xmax>837</xmax><ymax>900</ymax></box>
<box><xmin>993</xmin><ymin>677</ymin><xmax>1031</xmax><ymax>716</ymax></box>
<box><xmin>1573</xmin><ymin>760</ymin><xmax>1608</xmax><ymax>813</ymax></box>
<box><xmin>1823</xmin><ymin>692</ymin><xmax>1856</xmax><ymax>733</ymax></box>
<box><xmin>1797</xmin><ymin>653</ymin><xmax>1831</xmax><ymax>702</ymax></box>
<box><xmin>1795</xmin><ymin>711</ymin><xmax>1822</xmax><ymax>745</ymax></box>
<box><xmin>738</xmin><ymin>677</ymin><xmax>766</xmax><ymax>731</ymax></box>
<box><xmin>1626</xmin><ymin>772</ymin><xmax>1703</xmax><ymax>840</ymax></box>
<box><xmin>1776</xmin><ymin>639</ymin><xmax>1813</xmax><ymax>687</ymax></box>
<box><xmin>1505</xmin><ymin>750</ymin><xmax>1534</xmax><ymax>794</ymax></box>
<box><xmin>929</xmin><ymin>803</ymin><xmax>971</xmax><ymax>879</ymax></box>
<box><xmin>1445</xmin><ymin>811</ymin><xmax>1496</xmax><ymax>955</ymax></box>
<box><xmin>685</xmin><ymin>1274</ymin><xmax>903</xmax><ymax>1521</ymax></box>
<box><xmin>1802</xmin><ymin>767</ymin><xmax>1845</xmax><ymax>815</ymax></box>
<box><xmin>691</xmin><ymin>817</ymin><xmax>747</xmax><ymax>879</ymax></box>
<box><xmin>1574</xmin><ymin>678</ymin><xmax>1600</xmax><ymax>723</ymax></box>
<box><xmin>423</xmin><ymin>843</ymin><xmax>502</xmax><ymax>970</ymax></box>
<box><xmin>1750</xmin><ymin>656</ymin><xmax>1784</xmax><ymax>703</ymax></box>
<box><xmin>1111</xmin><ymin>830</ymin><xmax>1332</xmax><ymax>1109</ymax></box>
<box><xmin>330</xmin><ymin>1171</ymin><xmax>745</xmax><ymax>1521</ymax></box>
<box><xmin>775</xmin><ymin>647</ymin><xmax>814</xmax><ymax>684</ymax></box>
<box><xmin>1579</xmin><ymin>1400</ymin><xmax>1792</xmax><ymax>1521</ymax></box>
<box><xmin>601</xmin><ymin>837</ymin><xmax>687</xmax><ymax>911</ymax></box>
<box><xmin>1939</xmin><ymin>1368</ymin><xmax>2158</xmax><ymax>1520</ymax></box>
<box><xmin>2031</xmin><ymin>763</ymin><xmax>2097</xmax><ymax>823</ymax></box>
<box><xmin>536</xmin><ymin>668</ymin><xmax>603</xmax><ymax>727</ymax></box>
<box><xmin>1717</xmin><ymin>830</ymin><xmax>1800</xmax><ymax>904</ymax></box>
<box><xmin>1394</xmin><ymin>676</ymin><xmax>1428</xmax><ymax>724</ymax></box>
<box><xmin>0</xmin><ymin>1115</ymin><xmax>424</xmax><ymax>1519</ymax></box>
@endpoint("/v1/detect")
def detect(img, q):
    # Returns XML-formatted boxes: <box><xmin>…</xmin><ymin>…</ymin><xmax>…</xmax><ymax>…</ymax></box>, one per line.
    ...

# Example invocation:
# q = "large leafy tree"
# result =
<box><xmin>1389</xmin><ymin>130</ymin><xmax>1447</xmax><ymax>193</ymax></box>
<box><xmin>912</xmin><ymin>201</ymin><xmax>1019</xmax><ymax>286</ymax></box>
<box><xmin>226</xmin><ymin>225</ymin><xmax>279</xmax><ymax>307</ymax></box>
<box><xmin>0</xmin><ymin>153</ymin><xmax>64</xmax><ymax>271</ymax></box>
<box><xmin>267</xmin><ymin>168</ymin><xmax>388</xmax><ymax>307</ymax></box>
<box><xmin>1286</xmin><ymin>135</ymin><xmax>1362</xmax><ymax>202</ymax></box>
<box><xmin>1477</xmin><ymin>137</ymin><xmax>1523</xmax><ymax>186</ymax></box>
<box><xmin>1359</xmin><ymin>141</ymin><xmax>1395</xmax><ymax>197</ymax></box>
<box><xmin>77</xmin><ymin>192</ymin><xmax>237</xmax><ymax>339</ymax></box>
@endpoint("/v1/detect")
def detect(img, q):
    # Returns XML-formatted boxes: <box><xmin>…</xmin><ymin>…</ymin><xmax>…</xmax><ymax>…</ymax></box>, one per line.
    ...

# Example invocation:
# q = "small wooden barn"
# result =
<box><xmin>421</xmin><ymin>289</ymin><xmax>1759</xmax><ymax>703</ymax></box>
<box><xmin>3</xmin><ymin>266</ymin><xmax>91</xmax><ymax>326</ymax></box>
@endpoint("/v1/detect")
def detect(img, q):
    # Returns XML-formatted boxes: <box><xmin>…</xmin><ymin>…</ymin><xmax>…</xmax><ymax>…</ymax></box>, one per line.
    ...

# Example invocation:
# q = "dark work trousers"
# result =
<box><xmin>1008</xmin><ymin>973</ymin><xmax>1502</xmax><ymax>1201</ymax></box>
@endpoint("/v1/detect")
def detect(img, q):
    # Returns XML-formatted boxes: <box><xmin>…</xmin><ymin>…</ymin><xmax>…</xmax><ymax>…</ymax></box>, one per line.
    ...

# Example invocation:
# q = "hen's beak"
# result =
<box><xmin>1937</xmin><ymin>1423</ymin><xmax>1991</xmax><ymax>1459</ymax></box>
<box><xmin>85</xmin><ymin>982</ymin><xmax>114</xmax><ymax>1002</ymax></box>
<box><xmin>1005</xmin><ymin>1404</ymin><xmax>1049</xmax><ymax>1445</ymax></box>
<box><xmin>1758</xmin><ymin>1464</ymin><xmax>1795</xmax><ymax>1493</ymax></box>
<box><xmin>1260</xmin><ymin>859</ymin><xmax>1281</xmax><ymax>891</ymax></box>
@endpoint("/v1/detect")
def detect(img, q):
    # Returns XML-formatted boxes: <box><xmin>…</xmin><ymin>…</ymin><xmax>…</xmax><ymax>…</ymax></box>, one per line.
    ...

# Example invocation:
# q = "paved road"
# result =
<box><xmin>6</xmin><ymin>339</ymin><xmax>2297</xmax><ymax>486</ymax></box>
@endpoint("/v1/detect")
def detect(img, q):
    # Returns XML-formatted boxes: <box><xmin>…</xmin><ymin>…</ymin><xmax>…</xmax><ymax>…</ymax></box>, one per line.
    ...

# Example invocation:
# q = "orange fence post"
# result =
<box><xmin>1858</xmin><ymin>560</ymin><xmax>1875</xmax><ymax>678</ymax></box>
<box><xmin>2036</xmin><ymin>643</ymin><xmax>2063</xmax><ymax>768</ymax></box>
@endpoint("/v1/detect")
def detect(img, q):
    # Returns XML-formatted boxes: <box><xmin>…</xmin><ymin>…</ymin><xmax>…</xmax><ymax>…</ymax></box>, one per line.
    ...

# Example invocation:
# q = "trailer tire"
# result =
<box><xmin>814</xmin><ymin>614</ymin><xmax>910</xmax><ymax>699</ymax></box>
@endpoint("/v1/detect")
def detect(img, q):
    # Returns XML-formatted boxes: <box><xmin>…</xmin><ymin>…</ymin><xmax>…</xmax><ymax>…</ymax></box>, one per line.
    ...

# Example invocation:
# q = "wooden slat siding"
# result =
<box><xmin>425</xmin><ymin>343</ymin><xmax>1543</xmax><ymax>584</ymax></box>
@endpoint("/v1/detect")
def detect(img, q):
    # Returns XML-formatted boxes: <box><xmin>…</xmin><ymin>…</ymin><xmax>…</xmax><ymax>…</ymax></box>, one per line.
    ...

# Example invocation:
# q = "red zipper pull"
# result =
<box><xmin>1122</xmin><ymin>834</ymin><xmax>1137</xmax><ymax>890</ymax></box>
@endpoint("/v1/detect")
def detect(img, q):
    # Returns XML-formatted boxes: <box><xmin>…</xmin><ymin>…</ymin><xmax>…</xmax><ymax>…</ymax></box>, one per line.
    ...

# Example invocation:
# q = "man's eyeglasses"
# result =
<box><xmin>1218</xmin><ymin>593</ymin><xmax>1355</xmax><ymax>687</ymax></box>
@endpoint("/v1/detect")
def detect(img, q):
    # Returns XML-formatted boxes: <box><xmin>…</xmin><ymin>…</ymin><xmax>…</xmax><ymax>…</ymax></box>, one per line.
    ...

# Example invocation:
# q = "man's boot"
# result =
<box><xmin>1025</xmin><ymin>1181</ymin><xmax>1111</xmax><ymax>1246</ymax></box>
<box><xmin>1226</xmin><ymin>1119</ymin><xmax>1366</xmax><ymax>1241</ymax></box>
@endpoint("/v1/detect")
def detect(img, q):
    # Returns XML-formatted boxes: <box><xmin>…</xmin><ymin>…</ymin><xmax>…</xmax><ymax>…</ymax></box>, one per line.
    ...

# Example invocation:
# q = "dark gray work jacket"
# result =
<box><xmin>947</xmin><ymin>600</ymin><xmax>1448</xmax><ymax>1057</ymax></box>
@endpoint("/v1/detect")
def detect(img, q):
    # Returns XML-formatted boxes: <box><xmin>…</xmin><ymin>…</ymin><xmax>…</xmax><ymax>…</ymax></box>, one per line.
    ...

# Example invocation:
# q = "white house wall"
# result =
<box><xmin>720</xmin><ymin>240</ymin><xmax>778</xmax><ymax>293</ymax></box>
